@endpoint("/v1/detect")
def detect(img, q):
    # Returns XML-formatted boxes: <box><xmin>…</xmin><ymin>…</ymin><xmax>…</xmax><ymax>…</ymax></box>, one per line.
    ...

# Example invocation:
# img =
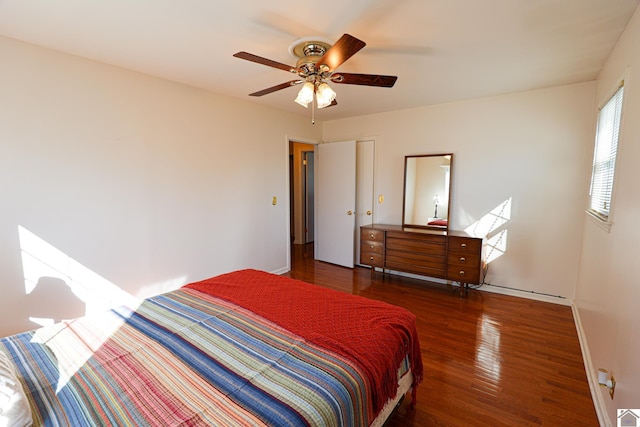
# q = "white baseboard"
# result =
<box><xmin>572</xmin><ymin>304</ymin><xmax>610</xmax><ymax>427</ymax></box>
<box><xmin>270</xmin><ymin>266</ymin><xmax>290</xmax><ymax>275</ymax></box>
<box><xmin>479</xmin><ymin>284</ymin><xmax>572</xmax><ymax>306</ymax></box>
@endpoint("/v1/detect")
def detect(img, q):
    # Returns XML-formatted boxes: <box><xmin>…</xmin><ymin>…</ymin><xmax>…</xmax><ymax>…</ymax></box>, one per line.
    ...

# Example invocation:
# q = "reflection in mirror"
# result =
<box><xmin>402</xmin><ymin>154</ymin><xmax>453</xmax><ymax>230</ymax></box>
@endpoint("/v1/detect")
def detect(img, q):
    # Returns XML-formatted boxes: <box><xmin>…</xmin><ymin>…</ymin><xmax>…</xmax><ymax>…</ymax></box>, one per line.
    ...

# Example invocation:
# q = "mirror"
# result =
<box><xmin>402</xmin><ymin>153</ymin><xmax>453</xmax><ymax>230</ymax></box>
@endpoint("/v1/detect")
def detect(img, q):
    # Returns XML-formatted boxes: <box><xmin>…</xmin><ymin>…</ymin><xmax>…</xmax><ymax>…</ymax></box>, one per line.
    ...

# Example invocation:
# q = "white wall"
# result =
<box><xmin>323</xmin><ymin>82</ymin><xmax>595</xmax><ymax>302</ymax></box>
<box><xmin>575</xmin><ymin>6</ymin><xmax>640</xmax><ymax>425</ymax></box>
<box><xmin>0</xmin><ymin>36</ymin><xmax>320</xmax><ymax>337</ymax></box>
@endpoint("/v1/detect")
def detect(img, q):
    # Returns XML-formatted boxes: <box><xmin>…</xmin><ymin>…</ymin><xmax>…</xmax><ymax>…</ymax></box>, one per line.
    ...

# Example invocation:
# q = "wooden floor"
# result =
<box><xmin>284</xmin><ymin>243</ymin><xmax>599</xmax><ymax>426</ymax></box>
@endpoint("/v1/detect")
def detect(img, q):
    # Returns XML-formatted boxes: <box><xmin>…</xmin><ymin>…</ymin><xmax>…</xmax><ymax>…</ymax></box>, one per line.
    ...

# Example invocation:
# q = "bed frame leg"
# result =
<box><xmin>396</xmin><ymin>390</ymin><xmax>413</xmax><ymax>415</ymax></box>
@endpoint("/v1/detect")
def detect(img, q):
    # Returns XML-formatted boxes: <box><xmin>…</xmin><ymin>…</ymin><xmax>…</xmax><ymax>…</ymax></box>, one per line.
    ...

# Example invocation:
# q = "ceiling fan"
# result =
<box><xmin>233</xmin><ymin>34</ymin><xmax>397</xmax><ymax>118</ymax></box>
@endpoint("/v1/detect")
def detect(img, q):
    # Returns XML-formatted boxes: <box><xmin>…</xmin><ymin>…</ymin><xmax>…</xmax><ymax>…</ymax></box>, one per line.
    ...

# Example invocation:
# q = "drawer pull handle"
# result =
<box><xmin>460</xmin><ymin>257</ymin><xmax>466</xmax><ymax>262</ymax></box>
<box><xmin>460</xmin><ymin>243</ymin><xmax>467</xmax><ymax>248</ymax></box>
<box><xmin>370</xmin><ymin>256</ymin><xmax>374</xmax><ymax>261</ymax></box>
<box><xmin>459</xmin><ymin>271</ymin><xmax>465</xmax><ymax>276</ymax></box>
<box><xmin>370</xmin><ymin>233</ymin><xmax>375</xmax><ymax>238</ymax></box>
<box><xmin>370</xmin><ymin>245</ymin><xmax>375</xmax><ymax>249</ymax></box>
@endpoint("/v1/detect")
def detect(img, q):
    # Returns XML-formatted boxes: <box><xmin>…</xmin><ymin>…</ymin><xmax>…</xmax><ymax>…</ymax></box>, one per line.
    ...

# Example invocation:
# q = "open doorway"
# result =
<box><xmin>289</xmin><ymin>141</ymin><xmax>316</xmax><ymax>249</ymax></box>
<box><xmin>288</xmin><ymin>139</ymin><xmax>375</xmax><ymax>266</ymax></box>
<box><xmin>303</xmin><ymin>151</ymin><xmax>315</xmax><ymax>244</ymax></box>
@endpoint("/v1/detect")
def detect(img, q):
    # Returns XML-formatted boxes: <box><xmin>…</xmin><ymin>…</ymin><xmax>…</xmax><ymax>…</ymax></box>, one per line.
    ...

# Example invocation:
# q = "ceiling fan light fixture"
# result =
<box><xmin>316</xmin><ymin>82</ymin><xmax>336</xmax><ymax>109</ymax></box>
<box><xmin>294</xmin><ymin>82</ymin><xmax>315</xmax><ymax>108</ymax></box>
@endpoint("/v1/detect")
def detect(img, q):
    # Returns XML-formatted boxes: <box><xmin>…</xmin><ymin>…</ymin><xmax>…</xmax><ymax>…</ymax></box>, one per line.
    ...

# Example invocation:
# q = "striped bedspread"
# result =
<box><xmin>0</xmin><ymin>288</ymin><xmax>374</xmax><ymax>426</ymax></box>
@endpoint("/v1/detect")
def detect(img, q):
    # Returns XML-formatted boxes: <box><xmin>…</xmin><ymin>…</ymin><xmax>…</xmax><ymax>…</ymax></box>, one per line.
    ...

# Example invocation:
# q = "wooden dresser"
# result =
<box><xmin>360</xmin><ymin>224</ymin><xmax>484</xmax><ymax>297</ymax></box>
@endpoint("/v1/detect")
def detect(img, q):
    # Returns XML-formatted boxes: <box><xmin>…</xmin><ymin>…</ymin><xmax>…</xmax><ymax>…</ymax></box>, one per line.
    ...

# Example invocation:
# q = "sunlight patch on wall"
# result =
<box><xmin>464</xmin><ymin>198</ymin><xmax>511</xmax><ymax>237</ymax></box>
<box><xmin>18</xmin><ymin>226</ymin><xmax>142</xmax><ymax>391</ymax></box>
<box><xmin>464</xmin><ymin>198</ymin><xmax>512</xmax><ymax>264</ymax></box>
<box><xmin>18</xmin><ymin>225</ymin><xmax>139</xmax><ymax>327</ymax></box>
<box><xmin>485</xmin><ymin>230</ymin><xmax>508</xmax><ymax>264</ymax></box>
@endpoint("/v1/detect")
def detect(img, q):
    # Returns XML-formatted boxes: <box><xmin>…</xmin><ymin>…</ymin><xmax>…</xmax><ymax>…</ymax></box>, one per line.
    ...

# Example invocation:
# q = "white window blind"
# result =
<box><xmin>588</xmin><ymin>84</ymin><xmax>624</xmax><ymax>221</ymax></box>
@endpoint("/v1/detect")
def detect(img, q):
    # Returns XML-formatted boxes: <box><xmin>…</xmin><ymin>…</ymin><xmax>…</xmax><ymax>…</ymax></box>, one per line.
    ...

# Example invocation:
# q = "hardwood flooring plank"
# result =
<box><xmin>284</xmin><ymin>243</ymin><xmax>599</xmax><ymax>426</ymax></box>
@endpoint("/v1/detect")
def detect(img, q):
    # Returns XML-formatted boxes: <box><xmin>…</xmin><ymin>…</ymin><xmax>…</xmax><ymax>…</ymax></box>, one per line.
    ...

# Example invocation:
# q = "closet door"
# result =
<box><xmin>355</xmin><ymin>140</ymin><xmax>375</xmax><ymax>266</ymax></box>
<box><xmin>315</xmin><ymin>140</ymin><xmax>356</xmax><ymax>268</ymax></box>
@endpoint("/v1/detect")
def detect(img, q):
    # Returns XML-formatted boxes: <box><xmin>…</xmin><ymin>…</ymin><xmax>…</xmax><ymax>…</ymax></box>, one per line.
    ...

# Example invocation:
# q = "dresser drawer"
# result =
<box><xmin>386</xmin><ymin>231</ymin><xmax>446</xmax><ymax>245</ymax></box>
<box><xmin>361</xmin><ymin>228</ymin><xmax>384</xmax><ymax>242</ymax></box>
<box><xmin>386</xmin><ymin>233</ymin><xmax>446</xmax><ymax>256</ymax></box>
<box><xmin>448</xmin><ymin>252</ymin><xmax>480</xmax><ymax>268</ymax></box>
<box><xmin>448</xmin><ymin>236</ymin><xmax>482</xmax><ymax>254</ymax></box>
<box><xmin>447</xmin><ymin>264</ymin><xmax>480</xmax><ymax>284</ymax></box>
<box><xmin>385</xmin><ymin>250</ymin><xmax>446</xmax><ymax>270</ymax></box>
<box><xmin>362</xmin><ymin>240</ymin><xmax>384</xmax><ymax>254</ymax></box>
<box><xmin>360</xmin><ymin>251</ymin><xmax>384</xmax><ymax>267</ymax></box>
<box><xmin>386</xmin><ymin>259</ymin><xmax>446</xmax><ymax>278</ymax></box>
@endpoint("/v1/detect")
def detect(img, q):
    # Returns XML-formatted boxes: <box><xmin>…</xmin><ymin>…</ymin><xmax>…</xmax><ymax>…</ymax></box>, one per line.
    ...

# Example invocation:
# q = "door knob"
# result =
<box><xmin>347</xmin><ymin>210</ymin><xmax>354</xmax><ymax>215</ymax></box>
<box><xmin>366</xmin><ymin>210</ymin><xmax>372</xmax><ymax>215</ymax></box>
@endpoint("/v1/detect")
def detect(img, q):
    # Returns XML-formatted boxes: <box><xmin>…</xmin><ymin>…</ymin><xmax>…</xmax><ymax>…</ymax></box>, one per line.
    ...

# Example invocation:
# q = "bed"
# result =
<box><xmin>0</xmin><ymin>269</ymin><xmax>423</xmax><ymax>426</ymax></box>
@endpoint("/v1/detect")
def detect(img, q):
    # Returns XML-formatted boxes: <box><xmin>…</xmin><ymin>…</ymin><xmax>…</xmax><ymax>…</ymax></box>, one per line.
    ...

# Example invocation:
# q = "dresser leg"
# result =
<box><xmin>459</xmin><ymin>283</ymin><xmax>468</xmax><ymax>299</ymax></box>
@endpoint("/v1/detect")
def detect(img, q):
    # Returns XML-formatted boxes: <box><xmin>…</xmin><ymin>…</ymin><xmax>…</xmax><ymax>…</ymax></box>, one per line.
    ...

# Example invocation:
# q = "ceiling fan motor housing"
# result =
<box><xmin>292</xmin><ymin>39</ymin><xmax>332</xmax><ymax>77</ymax></box>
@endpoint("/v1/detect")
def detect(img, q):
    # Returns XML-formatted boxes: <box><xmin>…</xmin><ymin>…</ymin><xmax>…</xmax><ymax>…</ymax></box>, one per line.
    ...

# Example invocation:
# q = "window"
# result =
<box><xmin>588</xmin><ymin>83</ymin><xmax>624</xmax><ymax>225</ymax></box>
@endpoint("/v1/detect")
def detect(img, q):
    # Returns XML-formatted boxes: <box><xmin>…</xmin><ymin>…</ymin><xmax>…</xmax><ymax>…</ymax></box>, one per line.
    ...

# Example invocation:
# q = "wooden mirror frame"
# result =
<box><xmin>401</xmin><ymin>153</ymin><xmax>453</xmax><ymax>231</ymax></box>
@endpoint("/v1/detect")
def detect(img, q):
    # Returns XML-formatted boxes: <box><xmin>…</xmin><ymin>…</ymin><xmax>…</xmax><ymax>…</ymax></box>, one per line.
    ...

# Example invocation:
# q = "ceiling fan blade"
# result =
<box><xmin>249</xmin><ymin>80</ymin><xmax>301</xmax><ymax>97</ymax></box>
<box><xmin>316</xmin><ymin>34</ymin><xmax>366</xmax><ymax>72</ymax></box>
<box><xmin>233</xmin><ymin>52</ymin><xmax>296</xmax><ymax>73</ymax></box>
<box><xmin>331</xmin><ymin>73</ymin><xmax>397</xmax><ymax>87</ymax></box>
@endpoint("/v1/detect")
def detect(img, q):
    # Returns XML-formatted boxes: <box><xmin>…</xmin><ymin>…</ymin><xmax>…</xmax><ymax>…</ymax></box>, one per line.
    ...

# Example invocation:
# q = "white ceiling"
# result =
<box><xmin>1</xmin><ymin>0</ymin><xmax>638</xmax><ymax>121</ymax></box>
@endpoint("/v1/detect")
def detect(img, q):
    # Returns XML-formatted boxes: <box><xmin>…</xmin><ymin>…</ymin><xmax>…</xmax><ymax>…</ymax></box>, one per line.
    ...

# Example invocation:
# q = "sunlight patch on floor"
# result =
<box><xmin>475</xmin><ymin>313</ymin><xmax>502</xmax><ymax>395</ymax></box>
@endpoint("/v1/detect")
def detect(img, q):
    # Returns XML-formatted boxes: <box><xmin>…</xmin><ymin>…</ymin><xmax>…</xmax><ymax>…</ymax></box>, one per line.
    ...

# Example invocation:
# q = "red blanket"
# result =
<box><xmin>185</xmin><ymin>269</ymin><xmax>423</xmax><ymax>418</ymax></box>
